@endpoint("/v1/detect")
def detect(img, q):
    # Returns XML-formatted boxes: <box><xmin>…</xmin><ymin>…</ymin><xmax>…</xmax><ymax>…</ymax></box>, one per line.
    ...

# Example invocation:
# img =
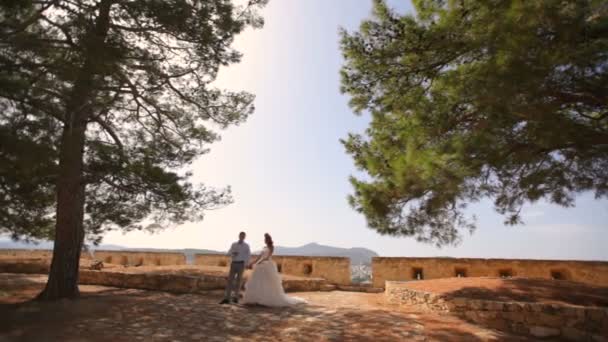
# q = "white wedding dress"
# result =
<box><xmin>242</xmin><ymin>247</ymin><xmax>306</xmax><ymax>307</ymax></box>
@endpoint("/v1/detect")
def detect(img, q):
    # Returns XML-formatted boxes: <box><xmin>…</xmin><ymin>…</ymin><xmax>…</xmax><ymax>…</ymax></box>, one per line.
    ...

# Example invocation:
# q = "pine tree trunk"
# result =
<box><xmin>37</xmin><ymin>121</ymin><xmax>87</xmax><ymax>300</ymax></box>
<box><xmin>36</xmin><ymin>0</ymin><xmax>113</xmax><ymax>301</ymax></box>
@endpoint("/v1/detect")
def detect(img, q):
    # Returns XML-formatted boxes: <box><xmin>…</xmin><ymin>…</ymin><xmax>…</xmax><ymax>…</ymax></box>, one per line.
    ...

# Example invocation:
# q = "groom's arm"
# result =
<box><xmin>244</xmin><ymin>245</ymin><xmax>251</xmax><ymax>264</ymax></box>
<box><xmin>226</xmin><ymin>243</ymin><xmax>235</xmax><ymax>256</ymax></box>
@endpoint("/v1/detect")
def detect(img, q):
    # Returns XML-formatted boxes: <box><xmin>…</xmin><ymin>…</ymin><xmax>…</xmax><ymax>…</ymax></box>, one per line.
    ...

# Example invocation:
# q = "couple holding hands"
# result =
<box><xmin>220</xmin><ymin>232</ymin><xmax>305</xmax><ymax>307</ymax></box>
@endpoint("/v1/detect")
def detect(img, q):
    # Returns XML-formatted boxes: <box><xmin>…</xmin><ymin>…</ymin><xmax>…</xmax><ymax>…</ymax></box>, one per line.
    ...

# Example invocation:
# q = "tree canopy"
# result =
<box><xmin>0</xmin><ymin>0</ymin><xmax>266</xmax><ymax>245</ymax></box>
<box><xmin>1</xmin><ymin>0</ymin><xmax>267</xmax><ymax>298</ymax></box>
<box><xmin>340</xmin><ymin>0</ymin><xmax>608</xmax><ymax>246</ymax></box>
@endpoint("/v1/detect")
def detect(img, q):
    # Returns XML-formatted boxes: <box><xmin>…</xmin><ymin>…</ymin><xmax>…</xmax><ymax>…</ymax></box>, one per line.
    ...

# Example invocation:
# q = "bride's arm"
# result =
<box><xmin>248</xmin><ymin>248</ymin><xmax>262</xmax><ymax>267</ymax></box>
<box><xmin>256</xmin><ymin>246</ymin><xmax>274</xmax><ymax>264</ymax></box>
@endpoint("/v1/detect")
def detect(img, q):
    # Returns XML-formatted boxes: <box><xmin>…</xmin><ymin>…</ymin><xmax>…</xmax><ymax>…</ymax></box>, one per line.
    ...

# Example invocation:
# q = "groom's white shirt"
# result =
<box><xmin>227</xmin><ymin>241</ymin><xmax>251</xmax><ymax>263</ymax></box>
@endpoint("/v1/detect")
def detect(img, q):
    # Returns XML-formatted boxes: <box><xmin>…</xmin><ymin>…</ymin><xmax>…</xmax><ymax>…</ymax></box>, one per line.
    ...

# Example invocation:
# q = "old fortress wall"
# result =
<box><xmin>92</xmin><ymin>250</ymin><xmax>186</xmax><ymax>266</ymax></box>
<box><xmin>0</xmin><ymin>249</ymin><xmax>57</xmax><ymax>260</ymax></box>
<box><xmin>194</xmin><ymin>254</ymin><xmax>351</xmax><ymax>285</ymax></box>
<box><xmin>3</xmin><ymin>249</ymin><xmax>608</xmax><ymax>288</ymax></box>
<box><xmin>372</xmin><ymin>257</ymin><xmax>608</xmax><ymax>288</ymax></box>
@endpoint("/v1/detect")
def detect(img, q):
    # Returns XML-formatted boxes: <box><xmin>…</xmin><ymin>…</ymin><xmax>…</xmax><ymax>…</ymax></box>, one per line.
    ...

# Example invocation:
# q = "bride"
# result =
<box><xmin>242</xmin><ymin>233</ymin><xmax>306</xmax><ymax>307</ymax></box>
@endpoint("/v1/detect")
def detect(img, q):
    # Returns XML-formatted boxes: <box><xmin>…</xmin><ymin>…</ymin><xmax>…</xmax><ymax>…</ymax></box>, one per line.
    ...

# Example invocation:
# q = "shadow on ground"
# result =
<box><xmin>0</xmin><ymin>274</ymin><xmax>528</xmax><ymax>341</ymax></box>
<box><xmin>437</xmin><ymin>278</ymin><xmax>608</xmax><ymax>307</ymax></box>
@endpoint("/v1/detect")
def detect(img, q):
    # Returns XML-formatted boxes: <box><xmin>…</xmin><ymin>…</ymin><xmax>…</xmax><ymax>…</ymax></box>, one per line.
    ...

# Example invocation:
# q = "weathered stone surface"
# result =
<box><xmin>561</xmin><ymin>327</ymin><xmax>587</xmax><ymax>341</ymax></box>
<box><xmin>591</xmin><ymin>334</ymin><xmax>608</xmax><ymax>342</ymax></box>
<box><xmin>320</xmin><ymin>284</ymin><xmax>336</xmax><ymax>291</ymax></box>
<box><xmin>383</xmin><ymin>280</ymin><xmax>608</xmax><ymax>340</ymax></box>
<box><xmin>372</xmin><ymin>256</ymin><xmax>608</xmax><ymax>288</ymax></box>
<box><xmin>538</xmin><ymin>313</ymin><xmax>565</xmax><ymax>328</ymax></box>
<box><xmin>587</xmin><ymin>308</ymin><xmax>605</xmax><ymax>322</ymax></box>
<box><xmin>485</xmin><ymin>301</ymin><xmax>505</xmax><ymax>311</ymax></box>
<box><xmin>505</xmin><ymin>302</ymin><xmax>524</xmax><ymax>312</ymax></box>
<box><xmin>476</xmin><ymin>311</ymin><xmax>498</xmax><ymax>320</ymax></box>
<box><xmin>195</xmin><ymin>254</ymin><xmax>352</xmax><ymax>285</ymax></box>
<box><xmin>510</xmin><ymin>322</ymin><xmax>529</xmax><ymax>335</ymax></box>
<box><xmin>452</xmin><ymin>297</ymin><xmax>468</xmax><ymax>307</ymax></box>
<box><xmin>464</xmin><ymin>310</ymin><xmax>478</xmax><ymax>321</ymax></box>
<box><xmin>469</xmin><ymin>299</ymin><xmax>485</xmax><ymax>310</ymax></box>
<box><xmin>529</xmin><ymin>326</ymin><xmax>560</xmax><ymax>338</ymax></box>
<box><xmin>501</xmin><ymin>311</ymin><xmax>525</xmax><ymax>323</ymax></box>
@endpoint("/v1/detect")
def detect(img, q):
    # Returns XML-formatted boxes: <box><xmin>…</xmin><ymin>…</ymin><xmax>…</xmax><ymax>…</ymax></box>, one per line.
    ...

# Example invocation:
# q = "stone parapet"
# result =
<box><xmin>373</xmin><ymin>257</ymin><xmax>608</xmax><ymax>288</ymax></box>
<box><xmin>92</xmin><ymin>250</ymin><xmax>186</xmax><ymax>266</ymax></box>
<box><xmin>195</xmin><ymin>254</ymin><xmax>351</xmax><ymax>285</ymax></box>
<box><xmin>0</xmin><ymin>249</ymin><xmax>60</xmax><ymax>260</ymax></box>
<box><xmin>78</xmin><ymin>269</ymin><xmax>326</xmax><ymax>293</ymax></box>
<box><xmin>385</xmin><ymin>281</ymin><xmax>608</xmax><ymax>340</ymax></box>
<box><xmin>79</xmin><ymin>270</ymin><xmax>226</xmax><ymax>293</ymax></box>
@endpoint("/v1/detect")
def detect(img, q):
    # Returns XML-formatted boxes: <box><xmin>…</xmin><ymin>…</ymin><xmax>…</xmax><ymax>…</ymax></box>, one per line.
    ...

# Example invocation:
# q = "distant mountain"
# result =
<box><xmin>270</xmin><ymin>243</ymin><xmax>378</xmax><ymax>265</ymax></box>
<box><xmin>0</xmin><ymin>239</ymin><xmax>125</xmax><ymax>251</ymax></box>
<box><xmin>0</xmin><ymin>239</ymin><xmax>55</xmax><ymax>250</ymax></box>
<box><xmin>1</xmin><ymin>239</ymin><xmax>378</xmax><ymax>265</ymax></box>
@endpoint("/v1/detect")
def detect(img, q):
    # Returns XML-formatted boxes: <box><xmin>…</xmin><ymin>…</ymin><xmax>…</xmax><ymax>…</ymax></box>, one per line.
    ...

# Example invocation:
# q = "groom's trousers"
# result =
<box><xmin>224</xmin><ymin>261</ymin><xmax>245</xmax><ymax>300</ymax></box>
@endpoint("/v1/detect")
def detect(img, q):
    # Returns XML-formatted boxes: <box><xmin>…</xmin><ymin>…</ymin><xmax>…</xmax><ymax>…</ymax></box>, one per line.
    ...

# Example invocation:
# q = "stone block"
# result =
<box><xmin>485</xmin><ymin>318</ymin><xmax>508</xmax><ymax>331</ymax></box>
<box><xmin>485</xmin><ymin>301</ymin><xmax>504</xmax><ymax>311</ymax></box>
<box><xmin>320</xmin><ymin>284</ymin><xmax>336</xmax><ymax>292</ymax></box>
<box><xmin>562</xmin><ymin>305</ymin><xmax>586</xmax><ymax>319</ymax></box>
<box><xmin>505</xmin><ymin>302</ymin><xmax>523</xmax><ymax>312</ymax></box>
<box><xmin>477</xmin><ymin>311</ymin><xmax>498</xmax><ymax>321</ymax></box>
<box><xmin>365</xmin><ymin>287</ymin><xmax>384</xmax><ymax>293</ymax></box>
<box><xmin>591</xmin><ymin>335</ymin><xmax>608</xmax><ymax>342</ymax></box>
<box><xmin>587</xmin><ymin>308</ymin><xmax>605</xmax><ymax>323</ymax></box>
<box><xmin>510</xmin><ymin>322</ymin><xmax>529</xmax><ymax>335</ymax></box>
<box><xmin>561</xmin><ymin>327</ymin><xmax>587</xmax><ymax>341</ymax></box>
<box><xmin>529</xmin><ymin>326</ymin><xmax>560</xmax><ymax>338</ymax></box>
<box><xmin>170</xmin><ymin>276</ymin><xmax>198</xmax><ymax>293</ymax></box>
<box><xmin>445</xmin><ymin>302</ymin><xmax>458</xmax><ymax>311</ymax></box>
<box><xmin>452</xmin><ymin>297</ymin><xmax>468</xmax><ymax>307</ymax></box>
<box><xmin>501</xmin><ymin>311</ymin><xmax>525</xmax><ymax>323</ymax></box>
<box><xmin>464</xmin><ymin>311</ymin><xmax>478</xmax><ymax>322</ymax></box>
<box><xmin>125</xmin><ymin>274</ymin><xmax>147</xmax><ymax>288</ymax></box>
<box><xmin>469</xmin><ymin>299</ymin><xmax>485</xmax><ymax>310</ymax></box>
<box><xmin>541</xmin><ymin>304</ymin><xmax>558</xmax><ymax>314</ymax></box>
<box><xmin>529</xmin><ymin>303</ymin><xmax>544</xmax><ymax>312</ymax></box>
<box><xmin>537</xmin><ymin>313</ymin><xmax>564</xmax><ymax>328</ymax></box>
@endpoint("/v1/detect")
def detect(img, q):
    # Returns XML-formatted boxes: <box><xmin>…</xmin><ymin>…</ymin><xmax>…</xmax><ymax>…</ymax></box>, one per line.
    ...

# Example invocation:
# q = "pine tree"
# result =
<box><xmin>340</xmin><ymin>0</ymin><xmax>608</xmax><ymax>246</ymax></box>
<box><xmin>0</xmin><ymin>0</ymin><xmax>267</xmax><ymax>300</ymax></box>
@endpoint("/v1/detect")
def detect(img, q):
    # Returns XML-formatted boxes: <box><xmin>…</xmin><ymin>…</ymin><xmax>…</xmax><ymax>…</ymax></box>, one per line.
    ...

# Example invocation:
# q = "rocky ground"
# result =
<box><xmin>0</xmin><ymin>273</ymin><xmax>529</xmax><ymax>342</ymax></box>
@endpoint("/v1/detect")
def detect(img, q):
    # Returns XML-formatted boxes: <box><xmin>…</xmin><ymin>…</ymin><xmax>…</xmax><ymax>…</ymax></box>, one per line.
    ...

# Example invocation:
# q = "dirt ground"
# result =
<box><xmin>0</xmin><ymin>273</ymin><xmax>529</xmax><ymax>342</ymax></box>
<box><xmin>400</xmin><ymin>277</ymin><xmax>608</xmax><ymax>307</ymax></box>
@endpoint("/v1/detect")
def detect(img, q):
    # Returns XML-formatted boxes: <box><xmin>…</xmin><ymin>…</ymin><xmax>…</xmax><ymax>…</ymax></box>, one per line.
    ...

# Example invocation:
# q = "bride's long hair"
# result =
<box><xmin>264</xmin><ymin>233</ymin><xmax>274</xmax><ymax>252</ymax></box>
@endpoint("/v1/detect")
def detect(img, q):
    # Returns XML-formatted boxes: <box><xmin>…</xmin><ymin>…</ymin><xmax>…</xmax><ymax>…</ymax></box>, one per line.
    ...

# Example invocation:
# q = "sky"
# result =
<box><xmin>75</xmin><ymin>1</ymin><xmax>608</xmax><ymax>259</ymax></box>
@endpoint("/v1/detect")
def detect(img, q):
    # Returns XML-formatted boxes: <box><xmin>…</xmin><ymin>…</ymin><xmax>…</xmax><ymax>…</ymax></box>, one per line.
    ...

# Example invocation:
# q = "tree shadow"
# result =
<box><xmin>441</xmin><ymin>277</ymin><xmax>608</xmax><ymax>307</ymax></box>
<box><xmin>0</xmin><ymin>288</ymin><xmax>528</xmax><ymax>341</ymax></box>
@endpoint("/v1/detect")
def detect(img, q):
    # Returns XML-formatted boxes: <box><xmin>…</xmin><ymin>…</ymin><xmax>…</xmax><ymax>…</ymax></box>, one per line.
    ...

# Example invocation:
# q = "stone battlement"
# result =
<box><xmin>0</xmin><ymin>249</ymin><xmax>59</xmax><ymax>260</ymax></box>
<box><xmin>92</xmin><ymin>250</ymin><xmax>186</xmax><ymax>266</ymax></box>
<box><xmin>194</xmin><ymin>254</ymin><xmax>351</xmax><ymax>285</ymax></box>
<box><xmin>0</xmin><ymin>249</ymin><xmax>351</xmax><ymax>285</ymax></box>
<box><xmin>372</xmin><ymin>257</ymin><xmax>608</xmax><ymax>288</ymax></box>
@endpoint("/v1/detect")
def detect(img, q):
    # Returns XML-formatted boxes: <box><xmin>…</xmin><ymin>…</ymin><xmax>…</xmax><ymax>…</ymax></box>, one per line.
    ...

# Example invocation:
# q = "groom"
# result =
<box><xmin>220</xmin><ymin>231</ymin><xmax>251</xmax><ymax>304</ymax></box>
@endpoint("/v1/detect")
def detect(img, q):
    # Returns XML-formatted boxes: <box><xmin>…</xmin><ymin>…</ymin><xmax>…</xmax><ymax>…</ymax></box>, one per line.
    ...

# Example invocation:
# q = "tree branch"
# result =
<box><xmin>90</xmin><ymin>116</ymin><xmax>124</xmax><ymax>157</ymax></box>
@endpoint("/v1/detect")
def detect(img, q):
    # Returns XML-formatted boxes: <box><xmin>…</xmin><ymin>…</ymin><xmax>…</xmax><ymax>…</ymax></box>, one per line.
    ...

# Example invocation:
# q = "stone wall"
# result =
<box><xmin>79</xmin><ymin>269</ymin><xmax>328</xmax><ymax>293</ymax></box>
<box><xmin>0</xmin><ymin>249</ymin><xmax>59</xmax><ymax>260</ymax></box>
<box><xmin>195</xmin><ymin>254</ymin><xmax>351</xmax><ymax>285</ymax></box>
<box><xmin>373</xmin><ymin>257</ymin><xmax>608</xmax><ymax>288</ymax></box>
<box><xmin>385</xmin><ymin>281</ymin><xmax>608</xmax><ymax>340</ymax></box>
<box><xmin>79</xmin><ymin>270</ymin><xmax>225</xmax><ymax>293</ymax></box>
<box><xmin>92</xmin><ymin>250</ymin><xmax>186</xmax><ymax>266</ymax></box>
